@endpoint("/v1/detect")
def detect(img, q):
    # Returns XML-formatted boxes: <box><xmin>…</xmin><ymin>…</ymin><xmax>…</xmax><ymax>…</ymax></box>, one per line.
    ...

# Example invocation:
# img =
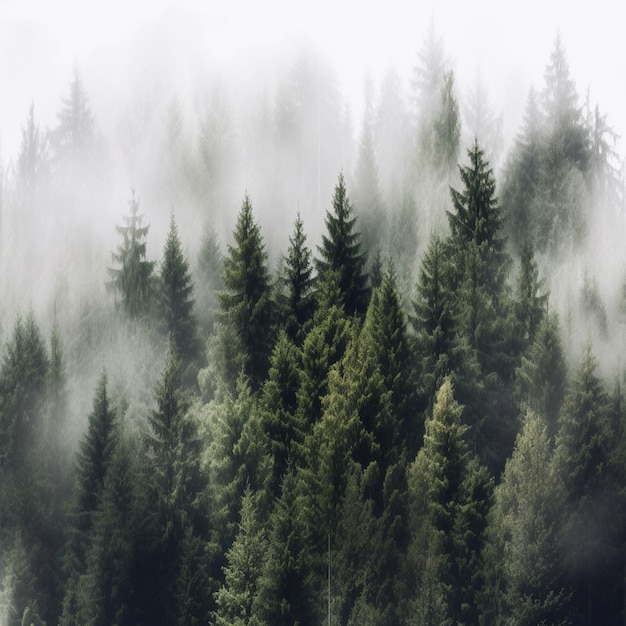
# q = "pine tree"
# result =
<box><xmin>554</xmin><ymin>347</ymin><xmax>622</xmax><ymax>624</ymax></box>
<box><xmin>352</xmin><ymin>76</ymin><xmax>385</xmax><ymax>257</ymax></box>
<box><xmin>448</xmin><ymin>140</ymin><xmax>508</xmax><ymax>299</ymax></box>
<box><xmin>143</xmin><ymin>341</ymin><xmax>206</xmax><ymax>622</ymax></box>
<box><xmin>195</xmin><ymin>225</ymin><xmax>224</xmax><ymax>338</ymax></box>
<box><xmin>316</xmin><ymin>172</ymin><xmax>369</xmax><ymax>316</ymax></box>
<box><xmin>281</xmin><ymin>212</ymin><xmax>316</xmax><ymax>345</ymax></box>
<box><xmin>159</xmin><ymin>214</ymin><xmax>200</xmax><ymax>369</ymax></box>
<box><xmin>261</xmin><ymin>331</ymin><xmax>305</xmax><ymax>496</ymax></box>
<box><xmin>515</xmin><ymin>310</ymin><xmax>567</xmax><ymax>438</ymax></box>
<box><xmin>52</xmin><ymin>65</ymin><xmax>95</xmax><ymax>161</ymax></box>
<box><xmin>514</xmin><ymin>242</ymin><xmax>548</xmax><ymax>345</ymax></box>
<box><xmin>107</xmin><ymin>190</ymin><xmax>156</xmax><ymax>319</ymax></box>
<box><xmin>482</xmin><ymin>411</ymin><xmax>569</xmax><ymax>626</ymax></box>
<box><xmin>363</xmin><ymin>267</ymin><xmax>417</xmax><ymax>455</ymax></box>
<box><xmin>433</xmin><ymin>70</ymin><xmax>461</xmax><ymax>176</ymax></box>
<box><xmin>251</xmin><ymin>471</ymin><xmax>319</xmax><ymax>626</ymax></box>
<box><xmin>214</xmin><ymin>489</ymin><xmax>268</xmax><ymax>626</ymax></box>
<box><xmin>17</xmin><ymin>101</ymin><xmax>48</xmax><ymax>200</ymax></box>
<box><xmin>408</xmin><ymin>378</ymin><xmax>491</xmax><ymax>624</ymax></box>
<box><xmin>218</xmin><ymin>194</ymin><xmax>273</xmax><ymax>389</ymax></box>
<box><xmin>0</xmin><ymin>314</ymin><xmax>49</xmax><ymax>468</ymax></box>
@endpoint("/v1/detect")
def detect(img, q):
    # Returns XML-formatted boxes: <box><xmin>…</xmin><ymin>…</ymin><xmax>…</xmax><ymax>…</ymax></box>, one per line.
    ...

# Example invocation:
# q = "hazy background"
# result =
<box><xmin>3</xmin><ymin>0</ymin><xmax>626</xmax><ymax>161</ymax></box>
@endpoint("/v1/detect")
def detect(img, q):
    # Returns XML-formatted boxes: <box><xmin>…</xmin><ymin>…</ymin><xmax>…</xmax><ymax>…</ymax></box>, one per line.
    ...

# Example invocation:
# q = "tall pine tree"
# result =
<box><xmin>316</xmin><ymin>172</ymin><xmax>369</xmax><ymax>316</ymax></box>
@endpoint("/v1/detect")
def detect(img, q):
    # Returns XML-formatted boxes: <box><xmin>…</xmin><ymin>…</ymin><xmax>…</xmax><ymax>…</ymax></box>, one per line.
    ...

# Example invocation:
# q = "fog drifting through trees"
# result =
<box><xmin>2</xmin><ymin>2</ymin><xmax>626</xmax><ymax>625</ymax></box>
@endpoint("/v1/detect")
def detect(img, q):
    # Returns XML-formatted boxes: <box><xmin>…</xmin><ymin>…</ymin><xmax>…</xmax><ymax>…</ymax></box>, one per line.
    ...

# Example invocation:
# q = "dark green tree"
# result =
<box><xmin>363</xmin><ymin>267</ymin><xmax>417</xmax><ymax>455</ymax></box>
<box><xmin>107</xmin><ymin>190</ymin><xmax>156</xmax><ymax>319</ymax></box>
<box><xmin>0</xmin><ymin>314</ymin><xmax>49</xmax><ymax>468</ymax></box>
<box><xmin>448</xmin><ymin>141</ymin><xmax>508</xmax><ymax>299</ymax></box>
<box><xmin>515</xmin><ymin>310</ymin><xmax>567</xmax><ymax>438</ymax></box>
<box><xmin>217</xmin><ymin>194</ymin><xmax>273</xmax><ymax>389</ymax></box>
<box><xmin>261</xmin><ymin>331</ymin><xmax>305</xmax><ymax>496</ymax></box>
<box><xmin>251</xmin><ymin>470</ymin><xmax>319</xmax><ymax>626</ymax></box>
<box><xmin>159</xmin><ymin>214</ymin><xmax>200</xmax><ymax>369</ymax></box>
<box><xmin>316</xmin><ymin>172</ymin><xmax>369</xmax><ymax>316</ymax></box>
<box><xmin>554</xmin><ymin>347</ymin><xmax>622</xmax><ymax>624</ymax></box>
<box><xmin>281</xmin><ymin>212</ymin><xmax>316</xmax><ymax>345</ymax></box>
<box><xmin>143</xmin><ymin>341</ymin><xmax>208</xmax><ymax>623</ymax></box>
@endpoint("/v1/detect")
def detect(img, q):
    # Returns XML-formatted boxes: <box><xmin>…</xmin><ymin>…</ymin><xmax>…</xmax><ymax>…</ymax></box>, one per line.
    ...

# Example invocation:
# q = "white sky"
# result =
<box><xmin>1</xmin><ymin>0</ymin><xmax>625</xmax><ymax>162</ymax></box>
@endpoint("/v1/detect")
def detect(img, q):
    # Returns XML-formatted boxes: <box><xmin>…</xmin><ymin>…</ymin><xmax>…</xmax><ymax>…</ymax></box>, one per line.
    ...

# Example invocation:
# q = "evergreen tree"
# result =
<box><xmin>159</xmin><ymin>214</ymin><xmax>200</xmax><ymax>369</ymax></box>
<box><xmin>448</xmin><ymin>140</ymin><xmax>508</xmax><ymax>299</ymax></box>
<box><xmin>195</xmin><ymin>225</ymin><xmax>223</xmax><ymax>338</ymax></box>
<box><xmin>213</xmin><ymin>489</ymin><xmax>268</xmax><ymax>626</ymax></box>
<box><xmin>554</xmin><ymin>347</ymin><xmax>622</xmax><ymax>624</ymax></box>
<box><xmin>514</xmin><ymin>242</ymin><xmax>547</xmax><ymax>345</ymax></box>
<box><xmin>281</xmin><ymin>212</ymin><xmax>316</xmax><ymax>345</ymax></box>
<box><xmin>316</xmin><ymin>172</ymin><xmax>369</xmax><ymax>316</ymax></box>
<box><xmin>0</xmin><ymin>314</ymin><xmax>49</xmax><ymax>468</ymax></box>
<box><xmin>251</xmin><ymin>471</ymin><xmax>319</xmax><ymax>626</ymax></box>
<box><xmin>16</xmin><ymin>101</ymin><xmax>48</xmax><ymax>201</ymax></box>
<box><xmin>52</xmin><ymin>65</ymin><xmax>95</xmax><ymax>162</ymax></box>
<box><xmin>107</xmin><ymin>190</ymin><xmax>156</xmax><ymax>319</ymax></box>
<box><xmin>261</xmin><ymin>331</ymin><xmax>305</xmax><ymax>496</ymax></box>
<box><xmin>433</xmin><ymin>70</ymin><xmax>461</xmax><ymax>176</ymax></box>
<box><xmin>482</xmin><ymin>411</ymin><xmax>569</xmax><ymax>626</ymax></box>
<box><xmin>352</xmin><ymin>76</ymin><xmax>385</xmax><ymax>257</ymax></box>
<box><xmin>363</xmin><ymin>267</ymin><xmax>417</xmax><ymax>455</ymax></box>
<box><xmin>408</xmin><ymin>378</ymin><xmax>491</xmax><ymax>624</ymax></box>
<box><xmin>143</xmin><ymin>341</ymin><xmax>207</xmax><ymax>623</ymax></box>
<box><xmin>218</xmin><ymin>194</ymin><xmax>273</xmax><ymax>389</ymax></box>
<box><xmin>515</xmin><ymin>310</ymin><xmax>567</xmax><ymax>438</ymax></box>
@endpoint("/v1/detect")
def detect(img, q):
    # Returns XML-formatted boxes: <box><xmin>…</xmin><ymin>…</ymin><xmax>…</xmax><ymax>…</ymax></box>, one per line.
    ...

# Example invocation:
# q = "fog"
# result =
<box><xmin>1</xmin><ymin>0</ymin><xmax>625</xmax><ymax>409</ymax></box>
<box><xmin>4</xmin><ymin>2</ymin><xmax>626</xmax><ymax>623</ymax></box>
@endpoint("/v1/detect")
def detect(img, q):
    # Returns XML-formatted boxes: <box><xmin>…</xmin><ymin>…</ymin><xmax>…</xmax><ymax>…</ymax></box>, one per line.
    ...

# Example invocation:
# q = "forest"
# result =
<box><xmin>2</xmin><ymin>18</ymin><xmax>626</xmax><ymax>626</ymax></box>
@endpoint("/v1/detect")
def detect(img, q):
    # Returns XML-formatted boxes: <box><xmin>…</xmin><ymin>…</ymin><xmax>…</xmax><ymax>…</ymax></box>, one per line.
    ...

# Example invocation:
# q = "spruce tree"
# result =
<box><xmin>362</xmin><ymin>267</ymin><xmax>417</xmax><ymax>455</ymax></box>
<box><xmin>261</xmin><ymin>331</ymin><xmax>305</xmax><ymax>496</ymax></box>
<box><xmin>281</xmin><ymin>212</ymin><xmax>315</xmax><ymax>345</ymax></box>
<box><xmin>214</xmin><ymin>489</ymin><xmax>268</xmax><ymax>626</ymax></box>
<box><xmin>159</xmin><ymin>214</ymin><xmax>200</xmax><ymax>369</ymax></box>
<box><xmin>0</xmin><ymin>314</ymin><xmax>49</xmax><ymax>468</ymax></box>
<box><xmin>316</xmin><ymin>172</ymin><xmax>369</xmax><ymax>316</ymax></box>
<box><xmin>515</xmin><ymin>310</ymin><xmax>567</xmax><ymax>438</ymax></box>
<box><xmin>514</xmin><ymin>241</ymin><xmax>547</xmax><ymax>346</ymax></box>
<box><xmin>482</xmin><ymin>411</ymin><xmax>569</xmax><ymax>626</ymax></box>
<box><xmin>107</xmin><ymin>190</ymin><xmax>156</xmax><ymax>319</ymax></box>
<box><xmin>554</xmin><ymin>347</ymin><xmax>622</xmax><ymax>624</ymax></box>
<box><xmin>218</xmin><ymin>194</ymin><xmax>273</xmax><ymax>389</ymax></box>
<box><xmin>143</xmin><ymin>341</ymin><xmax>206</xmax><ymax>623</ymax></box>
<box><xmin>448</xmin><ymin>140</ymin><xmax>508</xmax><ymax>300</ymax></box>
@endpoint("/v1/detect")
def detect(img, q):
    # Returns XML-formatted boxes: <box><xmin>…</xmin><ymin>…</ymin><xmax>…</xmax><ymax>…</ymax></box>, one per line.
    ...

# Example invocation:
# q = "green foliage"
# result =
<box><xmin>214</xmin><ymin>489</ymin><xmax>268</xmax><ymax>626</ymax></box>
<box><xmin>363</xmin><ymin>267</ymin><xmax>418</xmax><ymax>455</ymax></box>
<box><xmin>107</xmin><ymin>190</ymin><xmax>156</xmax><ymax>320</ymax></box>
<box><xmin>251</xmin><ymin>471</ymin><xmax>319</xmax><ymax>626</ymax></box>
<box><xmin>261</xmin><ymin>331</ymin><xmax>305</xmax><ymax>496</ymax></box>
<box><xmin>482</xmin><ymin>411</ymin><xmax>569</xmax><ymax>626</ymax></box>
<box><xmin>515</xmin><ymin>242</ymin><xmax>548</xmax><ymax>345</ymax></box>
<box><xmin>515</xmin><ymin>310</ymin><xmax>567</xmax><ymax>437</ymax></box>
<box><xmin>218</xmin><ymin>194</ymin><xmax>274</xmax><ymax>390</ymax></box>
<box><xmin>280</xmin><ymin>212</ymin><xmax>316</xmax><ymax>345</ymax></box>
<box><xmin>195</xmin><ymin>225</ymin><xmax>223</xmax><ymax>338</ymax></box>
<box><xmin>159</xmin><ymin>214</ymin><xmax>200</xmax><ymax>371</ymax></box>
<box><xmin>0</xmin><ymin>314</ymin><xmax>49</xmax><ymax>468</ymax></box>
<box><xmin>316</xmin><ymin>172</ymin><xmax>369</xmax><ymax>316</ymax></box>
<box><xmin>553</xmin><ymin>347</ymin><xmax>624</xmax><ymax>624</ymax></box>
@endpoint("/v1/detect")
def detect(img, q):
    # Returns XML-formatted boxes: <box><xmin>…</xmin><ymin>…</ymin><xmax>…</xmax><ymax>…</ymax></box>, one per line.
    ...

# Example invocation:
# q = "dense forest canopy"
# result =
<box><xmin>2</xmin><ymin>4</ymin><xmax>626</xmax><ymax>625</ymax></box>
